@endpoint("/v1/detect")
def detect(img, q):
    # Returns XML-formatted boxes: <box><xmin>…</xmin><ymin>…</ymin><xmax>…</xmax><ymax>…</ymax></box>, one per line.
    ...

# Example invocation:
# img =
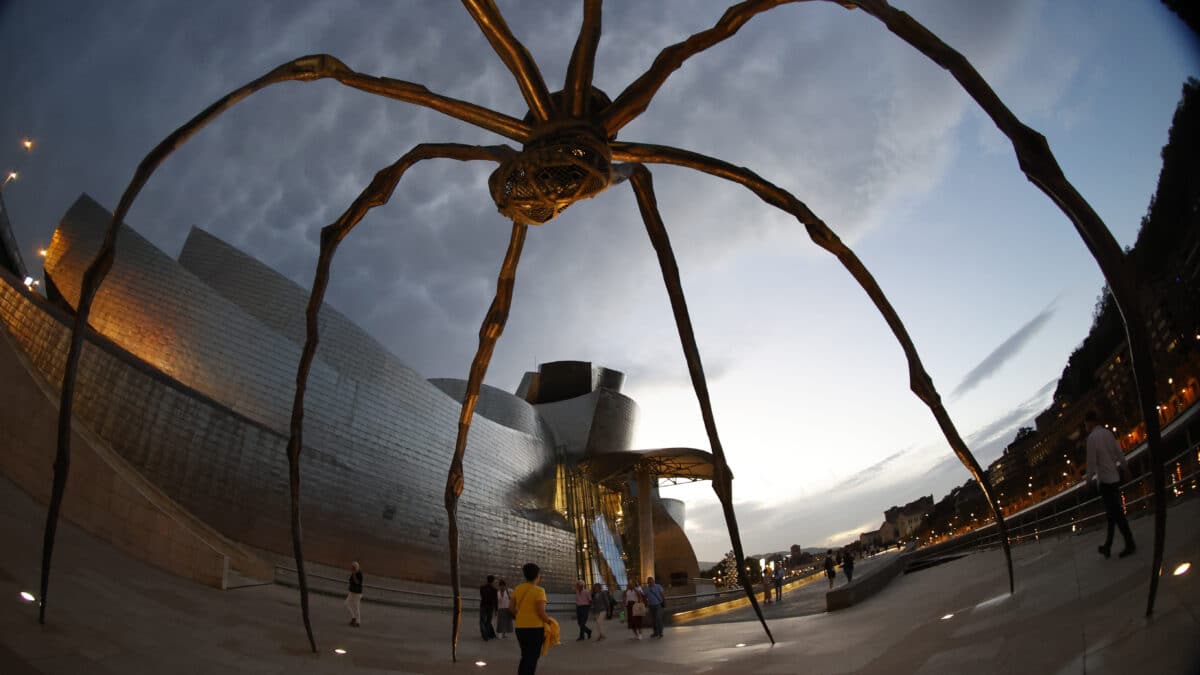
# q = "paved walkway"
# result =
<box><xmin>677</xmin><ymin>550</ymin><xmax>901</xmax><ymax>625</ymax></box>
<box><xmin>0</xmin><ymin>475</ymin><xmax>1197</xmax><ymax>674</ymax></box>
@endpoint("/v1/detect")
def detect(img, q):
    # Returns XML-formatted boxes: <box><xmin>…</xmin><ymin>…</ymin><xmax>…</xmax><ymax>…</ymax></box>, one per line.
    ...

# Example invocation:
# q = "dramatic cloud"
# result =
<box><xmin>952</xmin><ymin>301</ymin><xmax>1057</xmax><ymax>399</ymax></box>
<box><xmin>2</xmin><ymin>1</ymin><xmax>1189</xmax><ymax>558</ymax></box>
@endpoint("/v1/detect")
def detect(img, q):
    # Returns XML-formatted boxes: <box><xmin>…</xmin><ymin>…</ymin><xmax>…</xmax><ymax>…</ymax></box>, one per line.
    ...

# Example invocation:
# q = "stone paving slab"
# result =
<box><xmin>1</xmin><ymin>474</ymin><xmax>1197</xmax><ymax>674</ymax></box>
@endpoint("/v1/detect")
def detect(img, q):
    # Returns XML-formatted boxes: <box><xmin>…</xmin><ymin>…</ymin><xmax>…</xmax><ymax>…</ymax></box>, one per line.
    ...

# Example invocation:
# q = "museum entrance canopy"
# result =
<box><xmin>581</xmin><ymin>447</ymin><xmax>726</xmax><ymax>486</ymax></box>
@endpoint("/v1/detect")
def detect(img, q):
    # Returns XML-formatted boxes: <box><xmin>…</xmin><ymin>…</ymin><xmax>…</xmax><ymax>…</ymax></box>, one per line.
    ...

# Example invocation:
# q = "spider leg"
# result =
<box><xmin>284</xmin><ymin>144</ymin><xmax>516</xmax><ymax>653</ymax></box>
<box><xmin>845</xmin><ymin>0</ymin><xmax>1168</xmax><ymax>617</ymax></box>
<box><xmin>600</xmin><ymin>0</ymin><xmax>792</xmax><ymax>136</ymax></box>
<box><xmin>461</xmin><ymin>0</ymin><xmax>556</xmax><ymax>121</ymax></box>
<box><xmin>614</xmin><ymin>141</ymin><xmax>1016</xmax><ymax>595</ymax></box>
<box><xmin>38</xmin><ymin>52</ymin><xmax>526</xmax><ymax>625</ymax></box>
<box><xmin>564</xmin><ymin>0</ymin><xmax>603</xmax><ymax>118</ymax></box>
<box><xmin>628</xmin><ymin>165</ymin><xmax>775</xmax><ymax>645</ymax></box>
<box><xmin>444</xmin><ymin>220</ymin><xmax>529</xmax><ymax>663</ymax></box>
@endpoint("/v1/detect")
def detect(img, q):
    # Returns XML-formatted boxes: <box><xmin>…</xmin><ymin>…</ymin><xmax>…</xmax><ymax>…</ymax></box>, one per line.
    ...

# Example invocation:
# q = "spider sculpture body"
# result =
<box><xmin>38</xmin><ymin>0</ymin><xmax>1170</xmax><ymax>663</ymax></box>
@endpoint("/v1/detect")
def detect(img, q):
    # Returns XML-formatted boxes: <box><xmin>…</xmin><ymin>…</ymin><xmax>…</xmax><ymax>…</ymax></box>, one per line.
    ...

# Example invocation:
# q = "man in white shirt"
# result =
<box><xmin>1084</xmin><ymin>412</ymin><xmax>1136</xmax><ymax>558</ymax></box>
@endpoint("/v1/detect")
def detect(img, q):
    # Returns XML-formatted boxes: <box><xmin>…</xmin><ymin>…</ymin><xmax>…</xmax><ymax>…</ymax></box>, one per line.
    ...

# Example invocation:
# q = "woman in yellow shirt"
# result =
<box><xmin>510</xmin><ymin>562</ymin><xmax>552</xmax><ymax>675</ymax></box>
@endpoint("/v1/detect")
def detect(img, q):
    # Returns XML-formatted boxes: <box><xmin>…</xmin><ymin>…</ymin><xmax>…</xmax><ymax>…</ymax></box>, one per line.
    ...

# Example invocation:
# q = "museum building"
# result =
<box><xmin>0</xmin><ymin>194</ymin><xmax>712</xmax><ymax>594</ymax></box>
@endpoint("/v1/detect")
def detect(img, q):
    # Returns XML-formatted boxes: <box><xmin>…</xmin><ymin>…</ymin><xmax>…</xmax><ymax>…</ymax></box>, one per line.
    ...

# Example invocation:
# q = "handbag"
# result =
<box><xmin>632</xmin><ymin>601</ymin><xmax>647</xmax><ymax>617</ymax></box>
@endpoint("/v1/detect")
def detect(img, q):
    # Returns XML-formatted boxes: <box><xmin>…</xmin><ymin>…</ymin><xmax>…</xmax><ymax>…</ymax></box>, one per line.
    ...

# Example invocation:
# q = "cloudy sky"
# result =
<box><xmin>1</xmin><ymin>1</ymin><xmax>1196</xmax><ymax>561</ymax></box>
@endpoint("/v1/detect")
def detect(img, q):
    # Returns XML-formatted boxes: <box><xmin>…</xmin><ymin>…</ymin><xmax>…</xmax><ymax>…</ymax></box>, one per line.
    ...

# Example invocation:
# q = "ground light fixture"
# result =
<box><xmin>19</xmin><ymin>591</ymin><xmax>35</xmax><ymax>603</ymax></box>
<box><xmin>333</xmin><ymin>648</ymin><xmax>347</xmax><ymax>655</ymax></box>
<box><xmin>1174</xmin><ymin>562</ymin><xmax>1191</xmax><ymax>576</ymax></box>
<box><xmin>941</xmin><ymin>613</ymin><xmax>954</xmax><ymax>620</ymax></box>
<box><xmin>475</xmin><ymin>661</ymin><xmax>487</xmax><ymax>667</ymax></box>
<box><xmin>735</xmin><ymin>643</ymin><xmax>747</xmax><ymax>648</ymax></box>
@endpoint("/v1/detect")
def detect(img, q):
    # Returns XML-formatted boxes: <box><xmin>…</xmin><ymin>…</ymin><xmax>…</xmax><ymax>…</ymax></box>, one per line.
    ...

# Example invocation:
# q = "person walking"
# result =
<box><xmin>345</xmin><ymin>561</ymin><xmax>363</xmax><ymax>627</ymax></box>
<box><xmin>590</xmin><ymin>582</ymin><xmax>610</xmax><ymax>641</ymax></box>
<box><xmin>573</xmin><ymin>580</ymin><xmax>593</xmax><ymax>640</ymax></box>
<box><xmin>773</xmin><ymin>565</ymin><xmax>783</xmax><ymax>601</ymax></box>
<box><xmin>623</xmin><ymin>580</ymin><xmax>644</xmax><ymax>640</ymax></box>
<box><xmin>479</xmin><ymin>574</ymin><xmax>498</xmax><ymax>641</ymax></box>
<box><xmin>1085</xmin><ymin>412</ymin><xmax>1136</xmax><ymax>558</ymax></box>
<box><xmin>644</xmin><ymin>576</ymin><xmax>666</xmax><ymax>639</ymax></box>
<box><xmin>843</xmin><ymin>549</ymin><xmax>855</xmax><ymax>583</ymax></box>
<box><xmin>495</xmin><ymin>578</ymin><xmax>514</xmax><ymax>639</ymax></box>
<box><xmin>823</xmin><ymin>550</ymin><xmax>836</xmax><ymax>589</ymax></box>
<box><xmin>512</xmin><ymin>563</ymin><xmax>553</xmax><ymax>675</ymax></box>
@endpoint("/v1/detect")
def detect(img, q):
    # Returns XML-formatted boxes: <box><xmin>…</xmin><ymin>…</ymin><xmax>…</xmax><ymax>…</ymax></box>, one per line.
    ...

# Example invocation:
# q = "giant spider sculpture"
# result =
<box><xmin>38</xmin><ymin>0</ymin><xmax>1170</xmax><ymax>662</ymax></box>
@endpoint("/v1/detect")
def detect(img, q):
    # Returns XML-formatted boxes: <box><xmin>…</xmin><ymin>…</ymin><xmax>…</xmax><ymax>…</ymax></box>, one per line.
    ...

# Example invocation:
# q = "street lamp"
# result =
<box><xmin>22</xmin><ymin>139</ymin><xmax>33</xmax><ymax>151</ymax></box>
<box><xmin>2</xmin><ymin>171</ymin><xmax>15</xmax><ymax>188</ymax></box>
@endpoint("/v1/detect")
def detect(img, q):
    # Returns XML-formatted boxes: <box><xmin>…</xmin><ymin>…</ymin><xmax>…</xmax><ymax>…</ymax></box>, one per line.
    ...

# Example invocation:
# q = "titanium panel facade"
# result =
<box><xmin>2</xmin><ymin>193</ymin><xmax>703</xmax><ymax>594</ymax></box>
<box><xmin>32</xmin><ymin>194</ymin><xmax>574</xmax><ymax>588</ymax></box>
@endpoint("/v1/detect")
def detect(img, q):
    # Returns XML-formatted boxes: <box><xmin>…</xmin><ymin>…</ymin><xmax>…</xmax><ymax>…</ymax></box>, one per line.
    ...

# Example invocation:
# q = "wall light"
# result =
<box><xmin>19</xmin><ymin>591</ymin><xmax>35</xmax><ymax>603</ymax></box>
<box><xmin>1174</xmin><ymin>562</ymin><xmax>1191</xmax><ymax>576</ymax></box>
<box><xmin>475</xmin><ymin>661</ymin><xmax>488</xmax><ymax>667</ymax></box>
<box><xmin>940</xmin><ymin>613</ymin><xmax>954</xmax><ymax>620</ymax></box>
<box><xmin>735</xmin><ymin>643</ymin><xmax>747</xmax><ymax>648</ymax></box>
<box><xmin>333</xmin><ymin>648</ymin><xmax>347</xmax><ymax>655</ymax></box>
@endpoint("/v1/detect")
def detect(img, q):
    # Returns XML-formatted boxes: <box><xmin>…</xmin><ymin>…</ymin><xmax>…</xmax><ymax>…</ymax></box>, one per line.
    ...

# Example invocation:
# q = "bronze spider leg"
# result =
<box><xmin>629</xmin><ymin>165</ymin><xmax>775</xmax><ymax>645</ymax></box>
<box><xmin>607</xmin><ymin>0</ymin><xmax>1168</xmax><ymax>614</ymax></box>
<box><xmin>286</xmin><ymin>144</ymin><xmax>517</xmax><ymax>653</ymax></box>
<box><xmin>616</xmin><ymin>142</ymin><xmax>1015</xmax><ymax>595</ymax></box>
<box><xmin>601</xmin><ymin>0</ymin><xmax>792</xmax><ymax>136</ymax></box>
<box><xmin>444</xmin><ymin>221</ymin><xmax>529</xmax><ymax>663</ymax></box>
<box><xmin>847</xmin><ymin>0</ymin><xmax>1168</xmax><ymax>617</ymax></box>
<box><xmin>39</xmin><ymin>55</ymin><xmax>528</xmax><ymax>625</ymax></box>
<box><xmin>462</xmin><ymin>0</ymin><xmax>556</xmax><ymax>122</ymax></box>
<box><xmin>564</xmin><ymin>0</ymin><xmax>603</xmax><ymax>118</ymax></box>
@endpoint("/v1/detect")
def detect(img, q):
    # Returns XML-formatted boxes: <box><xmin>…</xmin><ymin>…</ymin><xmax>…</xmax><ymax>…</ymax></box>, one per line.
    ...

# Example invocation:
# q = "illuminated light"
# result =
<box><xmin>22</xmin><ymin>276</ymin><xmax>34</xmax><ymax>287</ymax></box>
<box><xmin>941</xmin><ymin>613</ymin><xmax>954</xmax><ymax>620</ymax></box>
<box><xmin>19</xmin><ymin>591</ymin><xmax>35</xmax><ymax>603</ymax></box>
<box><xmin>5</xmin><ymin>171</ymin><xmax>15</xmax><ymax>181</ymax></box>
<box><xmin>1168</xmin><ymin>378</ymin><xmax>1173</xmax><ymax>385</ymax></box>
<box><xmin>1174</xmin><ymin>563</ymin><xmax>1191</xmax><ymax>576</ymax></box>
<box><xmin>22</xmin><ymin>139</ymin><xmax>33</xmax><ymax>151</ymax></box>
<box><xmin>475</xmin><ymin>661</ymin><xmax>488</xmax><ymax>667</ymax></box>
<box><xmin>735</xmin><ymin>643</ymin><xmax>747</xmax><ymax>648</ymax></box>
<box><xmin>333</xmin><ymin>648</ymin><xmax>347</xmax><ymax>655</ymax></box>
<box><xmin>38</xmin><ymin>249</ymin><xmax>47</xmax><ymax>257</ymax></box>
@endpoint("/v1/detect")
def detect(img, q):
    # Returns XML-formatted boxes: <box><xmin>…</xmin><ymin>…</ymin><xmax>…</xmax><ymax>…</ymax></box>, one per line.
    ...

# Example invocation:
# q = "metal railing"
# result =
<box><xmin>915</xmin><ymin>440</ymin><xmax>1200</xmax><ymax>562</ymax></box>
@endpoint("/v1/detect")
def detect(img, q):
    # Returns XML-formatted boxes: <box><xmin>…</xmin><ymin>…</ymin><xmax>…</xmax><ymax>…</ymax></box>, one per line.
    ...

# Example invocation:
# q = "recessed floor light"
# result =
<box><xmin>18</xmin><ymin>592</ymin><xmax>35</xmax><ymax>603</ymax></box>
<box><xmin>735</xmin><ymin>643</ymin><xmax>746</xmax><ymax>648</ymax></box>
<box><xmin>333</xmin><ymin>648</ymin><xmax>347</xmax><ymax>655</ymax></box>
<box><xmin>1174</xmin><ymin>562</ymin><xmax>1191</xmax><ymax>576</ymax></box>
<box><xmin>475</xmin><ymin>661</ymin><xmax>487</xmax><ymax>667</ymax></box>
<box><xmin>941</xmin><ymin>613</ymin><xmax>954</xmax><ymax>620</ymax></box>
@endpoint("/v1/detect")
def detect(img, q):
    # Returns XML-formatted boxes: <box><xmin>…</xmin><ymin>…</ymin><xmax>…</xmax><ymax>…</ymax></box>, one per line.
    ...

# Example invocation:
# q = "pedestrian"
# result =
<box><xmin>345</xmin><ymin>561</ymin><xmax>363</xmax><ymax>627</ymax></box>
<box><xmin>496</xmin><ymin>579</ymin><xmax>514</xmax><ymax>639</ymax></box>
<box><xmin>644</xmin><ymin>576</ymin><xmax>666</xmax><ymax>638</ymax></box>
<box><xmin>511</xmin><ymin>563</ymin><xmax>553</xmax><ymax>675</ymax></box>
<box><xmin>761</xmin><ymin>568</ymin><xmax>772</xmax><ymax>605</ymax></box>
<box><xmin>590</xmin><ymin>582</ymin><xmax>610</xmax><ymax>641</ymax></box>
<box><xmin>623</xmin><ymin>579</ymin><xmax>644</xmax><ymax>640</ymax></box>
<box><xmin>823</xmin><ymin>550</ymin><xmax>836</xmax><ymax>589</ymax></box>
<box><xmin>479</xmin><ymin>574</ymin><xmax>498</xmax><ymax>641</ymax></box>
<box><xmin>843</xmin><ymin>549</ymin><xmax>855</xmax><ymax>583</ymax></box>
<box><xmin>1085</xmin><ymin>412</ymin><xmax>1136</xmax><ymax>558</ymax></box>
<box><xmin>773</xmin><ymin>564</ymin><xmax>783</xmax><ymax>601</ymax></box>
<box><xmin>573</xmin><ymin>580</ymin><xmax>593</xmax><ymax>640</ymax></box>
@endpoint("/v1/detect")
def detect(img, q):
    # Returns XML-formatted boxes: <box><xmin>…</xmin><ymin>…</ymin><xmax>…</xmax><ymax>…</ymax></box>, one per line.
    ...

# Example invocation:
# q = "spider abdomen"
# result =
<box><xmin>488</xmin><ymin>125</ymin><xmax>612</xmax><ymax>224</ymax></box>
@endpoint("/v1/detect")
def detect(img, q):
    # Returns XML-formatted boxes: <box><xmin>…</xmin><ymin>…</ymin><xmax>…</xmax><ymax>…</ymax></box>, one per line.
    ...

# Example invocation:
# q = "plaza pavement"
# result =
<box><xmin>0</xmin><ymin>474</ymin><xmax>1197</xmax><ymax>674</ymax></box>
<box><xmin>675</xmin><ymin>550</ymin><xmax>901</xmax><ymax>626</ymax></box>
